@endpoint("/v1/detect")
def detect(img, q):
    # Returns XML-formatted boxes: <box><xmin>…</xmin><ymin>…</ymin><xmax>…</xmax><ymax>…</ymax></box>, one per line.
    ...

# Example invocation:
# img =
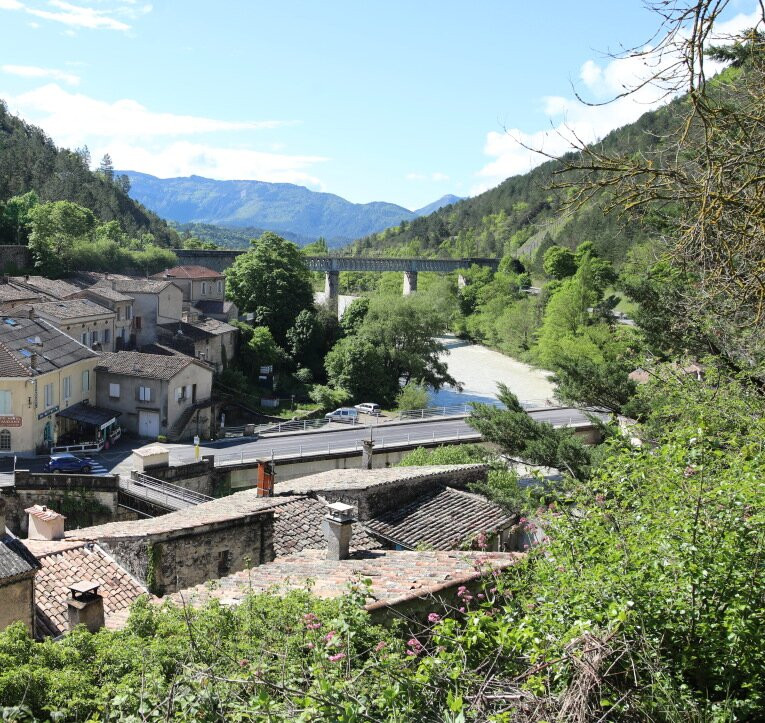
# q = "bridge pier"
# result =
<box><xmin>403</xmin><ymin>270</ymin><xmax>418</xmax><ymax>295</ymax></box>
<box><xmin>324</xmin><ymin>270</ymin><xmax>339</xmax><ymax>311</ymax></box>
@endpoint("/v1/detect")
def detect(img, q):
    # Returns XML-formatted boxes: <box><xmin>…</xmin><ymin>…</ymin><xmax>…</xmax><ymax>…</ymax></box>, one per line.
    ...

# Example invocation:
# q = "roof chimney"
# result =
<box><xmin>256</xmin><ymin>460</ymin><xmax>274</xmax><ymax>497</ymax></box>
<box><xmin>29</xmin><ymin>353</ymin><xmax>37</xmax><ymax>370</ymax></box>
<box><xmin>323</xmin><ymin>502</ymin><xmax>355</xmax><ymax>561</ymax></box>
<box><xmin>25</xmin><ymin>504</ymin><xmax>65</xmax><ymax>541</ymax></box>
<box><xmin>362</xmin><ymin>437</ymin><xmax>374</xmax><ymax>470</ymax></box>
<box><xmin>67</xmin><ymin>581</ymin><xmax>105</xmax><ymax>633</ymax></box>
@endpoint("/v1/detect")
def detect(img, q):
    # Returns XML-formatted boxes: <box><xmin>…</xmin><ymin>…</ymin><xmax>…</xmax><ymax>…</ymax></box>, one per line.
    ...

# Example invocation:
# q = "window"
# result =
<box><xmin>91</xmin><ymin>330</ymin><xmax>99</xmax><ymax>345</ymax></box>
<box><xmin>138</xmin><ymin>386</ymin><xmax>151</xmax><ymax>402</ymax></box>
<box><xmin>82</xmin><ymin>370</ymin><xmax>90</xmax><ymax>392</ymax></box>
<box><xmin>116</xmin><ymin>307</ymin><xmax>121</xmax><ymax>321</ymax></box>
<box><xmin>44</xmin><ymin>383</ymin><xmax>54</xmax><ymax>408</ymax></box>
<box><xmin>81</xmin><ymin>332</ymin><xmax>87</xmax><ymax>345</ymax></box>
<box><xmin>126</xmin><ymin>306</ymin><xmax>133</xmax><ymax>320</ymax></box>
<box><xmin>217</xmin><ymin>280</ymin><xmax>223</xmax><ymax>295</ymax></box>
<box><xmin>62</xmin><ymin>376</ymin><xmax>71</xmax><ymax>400</ymax></box>
<box><xmin>175</xmin><ymin>386</ymin><xmax>186</xmax><ymax>402</ymax></box>
<box><xmin>0</xmin><ymin>430</ymin><xmax>10</xmax><ymax>451</ymax></box>
<box><xmin>201</xmin><ymin>282</ymin><xmax>207</xmax><ymax>295</ymax></box>
<box><xmin>135</xmin><ymin>316</ymin><xmax>142</xmax><ymax>330</ymax></box>
<box><xmin>0</xmin><ymin>390</ymin><xmax>11</xmax><ymax>414</ymax></box>
<box><xmin>103</xmin><ymin>328</ymin><xmax>110</xmax><ymax>344</ymax></box>
<box><xmin>109</xmin><ymin>383</ymin><xmax>120</xmax><ymax>399</ymax></box>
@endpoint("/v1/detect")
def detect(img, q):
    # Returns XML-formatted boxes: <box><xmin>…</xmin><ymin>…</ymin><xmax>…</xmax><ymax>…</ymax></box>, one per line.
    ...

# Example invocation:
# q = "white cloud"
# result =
<box><xmin>105</xmin><ymin>140</ymin><xmax>328</xmax><ymax>187</ymax></box>
<box><xmin>4</xmin><ymin>84</ymin><xmax>294</xmax><ymax>142</ymax></box>
<box><xmin>474</xmin><ymin>6</ymin><xmax>764</xmax><ymax>193</ymax></box>
<box><xmin>3</xmin><ymin>83</ymin><xmax>327</xmax><ymax>187</ymax></box>
<box><xmin>2</xmin><ymin>64</ymin><xmax>79</xmax><ymax>85</ymax></box>
<box><xmin>406</xmin><ymin>171</ymin><xmax>450</xmax><ymax>182</ymax></box>
<box><xmin>0</xmin><ymin>0</ymin><xmax>151</xmax><ymax>31</ymax></box>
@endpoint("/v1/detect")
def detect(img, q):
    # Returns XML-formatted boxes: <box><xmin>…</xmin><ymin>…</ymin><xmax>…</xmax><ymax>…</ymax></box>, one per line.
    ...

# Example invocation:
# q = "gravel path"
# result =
<box><xmin>430</xmin><ymin>337</ymin><xmax>555</xmax><ymax>406</ymax></box>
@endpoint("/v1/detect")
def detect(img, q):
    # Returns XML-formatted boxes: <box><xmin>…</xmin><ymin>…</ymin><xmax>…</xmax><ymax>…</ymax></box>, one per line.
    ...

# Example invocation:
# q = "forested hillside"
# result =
<box><xmin>0</xmin><ymin>100</ymin><xmax>178</xmax><ymax>246</ymax></box>
<box><xmin>350</xmin><ymin>94</ymin><xmax>684</xmax><ymax>265</ymax></box>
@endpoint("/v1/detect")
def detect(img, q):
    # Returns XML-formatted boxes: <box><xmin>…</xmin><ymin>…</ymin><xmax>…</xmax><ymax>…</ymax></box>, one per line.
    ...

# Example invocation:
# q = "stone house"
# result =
<box><xmin>95</xmin><ymin>352</ymin><xmax>213</xmax><ymax>441</ymax></box>
<box><xmin>93</xmin><ymin>279</ymin><xmax>183</xmax><ymax>348</ymax></box>
<box><xmin>0</xmin><ymin>311</ymin><xmax>100</xmax><ymax>454</ymax></box>
<box><xmin>8</xmin><ymin>275</ymin><xmax>81</xmax><ymax>301</ymax></box>
<box><xmin>0</xmin><ymin>498</ymin><xmax>40</xmax><ymax>635</ymax></box>
<box><xmin>156</xmin><ymin>317</ymin><xmax>238</xmax><ymax>371</ymax></box>
<box><xmin>0</xmin><ymin>283</ymin><xmax>40</xmax><ymax>312</ymax></box>
<box><xmin>150</xmin><ymin>265</ymin><xmax>238</xmax><ymax>322</ymax></box>
<box><xmin>67</xmin><ymin>286</ymin><xmax>135</xmax><ymax>351</ymax></box>
<box><xmin>31</xmin><ymin>298</ymin><xmax>117</xmax><ymax>353</ymax></box>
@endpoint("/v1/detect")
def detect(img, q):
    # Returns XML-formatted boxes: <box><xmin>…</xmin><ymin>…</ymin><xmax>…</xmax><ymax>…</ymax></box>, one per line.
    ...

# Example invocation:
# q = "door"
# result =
<box><xmin>138</xmin><ymin>410</ymin><xmax>160</xmax><ymax>438</ymax></box>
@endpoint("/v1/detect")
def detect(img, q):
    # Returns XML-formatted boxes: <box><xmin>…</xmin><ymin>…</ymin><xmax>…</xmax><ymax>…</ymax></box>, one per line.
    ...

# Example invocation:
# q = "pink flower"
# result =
<box><xmin>324</xmin><ymin>631</ymin><xmax>336</xmax><ymax>643</ymax></box>
<box><xmin>306</xmin><ymin>642</ymin><xmax>315</xmax><ymax>650</ymax></box>
<box><xmin>328</xmin><ymin>653</ymin><xmax>346</xmax><ymax>662</ymax></box>
<box><xmin>306</xmin><ymin>622</ymin><xmax>322</xmax><ymax>630</ymax></box>
<box><xmin>406</xmin><ymin>649</ymin><xmax>417</xmax><ymax>656</ymax></box>
<box><xmin>374</xmin><ymin>641</ymin><xmax>387</xmax><ymax>652</ymax></box>
<box><xmin>476</xmin><ymin>532</ymin><xmax>488</xmax><ymax>550</ymax></box>
<box><xmin>427</xmin><ymin>612</ymin><xmax>441</xmax><ymax>623</ymax></box>
<box><xmin>459</xmin><ymin>606</ymin><xmax>465</xmax><ymax>613</ymax></box>
<box><xmin>407</xmin><ymin>637</ymin><xmax>423</xmax><ymax>650</ymax></box>
<box><xmin>238</xmin><ymin>659</ymin><xmax>249</xmax><ymax>667</ymax></box>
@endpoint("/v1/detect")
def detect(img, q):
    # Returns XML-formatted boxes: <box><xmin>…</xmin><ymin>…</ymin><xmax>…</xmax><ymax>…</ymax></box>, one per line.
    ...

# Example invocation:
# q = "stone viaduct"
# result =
<box><xmin>174</xmin><ymin>249</ymin><xmax>500</xmax><ymax>306</ymax></box>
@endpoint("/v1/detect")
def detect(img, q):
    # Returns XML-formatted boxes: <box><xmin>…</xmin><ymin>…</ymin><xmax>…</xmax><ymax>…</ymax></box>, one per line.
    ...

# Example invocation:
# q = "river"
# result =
<box><xmin>429</xmin><ymin>336</ymin><xmax>555</xmax><ymax>406</ymax></box>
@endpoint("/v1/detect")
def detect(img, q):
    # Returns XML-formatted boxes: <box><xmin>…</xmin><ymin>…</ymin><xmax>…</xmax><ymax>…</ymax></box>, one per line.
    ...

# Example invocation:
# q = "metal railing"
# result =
<box><xmin>396</xmin><ymin>398</ymin><xmax>551</xmax><ymax>420</ymax></box>
<box><xmin>120</xmin><ymin>472</ymin><xmax>213</xmax><ymax>510</ymax></box>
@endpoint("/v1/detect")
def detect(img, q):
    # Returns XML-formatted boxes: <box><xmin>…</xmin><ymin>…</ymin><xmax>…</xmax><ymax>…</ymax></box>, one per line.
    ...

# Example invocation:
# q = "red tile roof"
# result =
<box><xmin>151</xmin><ymin>265</ymin><xmax>223</xmax><ymax>280</ymax></box>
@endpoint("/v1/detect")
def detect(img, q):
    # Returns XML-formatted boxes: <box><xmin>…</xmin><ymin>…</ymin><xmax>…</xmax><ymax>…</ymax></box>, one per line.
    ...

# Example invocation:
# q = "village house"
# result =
<box><xmin>0</xmin><ymin>497</ymin><xmax>40</xmax><ymax>635</ymax></box>
<box><xmin>31</xmin><ymin>299</ymin><xmax>117</xmax><ymax>353</ymax></box>
<box><xmin>0</xmin><ymin>282</ymin><xmax>40</xmax><ymax>312</ymax></box>
<box><xmin>8</xmin><ymin>275</ymin><xmax>82</xmax><ymax>301</ymax></box>
<box><xmin>67</xmin><ymin>286</ymin><xmax>135</xmax><ymax>351</ymax></box>
<box><xmin>95</xmin><ymin>351</ymin><xmax>213</xmax><ymax>441</ymax></box>
<box><xmin>0</xmin><ymin>311</ymin><xmax>102</xmax><ymax>454</ymax></box>
<box><xmin>156</xmin><ymin>316</ymin><xmax>237</xmax><ymax>371</ymax></box>
<box><xmin>150</xmin><ymin>265</ymin><xmax>238</xmax><ymax>322</ymax></box>
<box><xmin>92</xmin><ymin>279</ymin><xmax>183</xmax><ymax>348</ymax></box>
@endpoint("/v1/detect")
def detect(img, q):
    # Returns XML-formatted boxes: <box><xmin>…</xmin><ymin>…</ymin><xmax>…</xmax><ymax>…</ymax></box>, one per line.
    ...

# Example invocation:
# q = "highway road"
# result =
<box><xmin>167</xmin><ymin>407</ymin><xmax>602</xmax><ymax>467</ymax></box>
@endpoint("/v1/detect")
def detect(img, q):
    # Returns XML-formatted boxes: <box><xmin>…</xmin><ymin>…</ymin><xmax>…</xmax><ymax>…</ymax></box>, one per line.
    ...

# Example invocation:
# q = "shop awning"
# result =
<box><xmin>57</xmin><ymin>402</ymin><xmax>121</xmax><ymax>430</ymax></box>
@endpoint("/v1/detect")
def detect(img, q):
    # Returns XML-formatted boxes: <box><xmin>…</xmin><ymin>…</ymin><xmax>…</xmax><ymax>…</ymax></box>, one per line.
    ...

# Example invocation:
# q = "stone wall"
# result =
<box><xmin>97</xmin><ymin>513</ymin><xmax>275</xmax><ymax>596</ymax></box>
<box><xmin>3</xmin><ymin>472</ymin><xmax>119</xmax><ymax>535</ymax></box>
<box><xmin>143</xmin><ymin>457</ymin><xmax>218</xmax><ymax>496</ymax></box>
<box><xmin>0</xmin><ymin>245</ymin><xmax>31</xmax><ymax>273</ymax></box>
<box><xmin>0</xmin><ymin>575</ymin><xmax>35</xmax><ymax>635</ymax></box>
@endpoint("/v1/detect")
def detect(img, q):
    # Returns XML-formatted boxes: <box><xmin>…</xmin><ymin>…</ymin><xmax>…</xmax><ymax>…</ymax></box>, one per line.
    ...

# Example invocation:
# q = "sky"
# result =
<box><xmin>0</xmin><ymin>0</ymin><xmax>761</xmax><ymax>211</ymax></box>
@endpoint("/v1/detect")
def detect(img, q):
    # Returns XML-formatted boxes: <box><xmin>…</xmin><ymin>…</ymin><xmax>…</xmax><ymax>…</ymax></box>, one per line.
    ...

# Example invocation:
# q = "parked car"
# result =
<box><xmin>325</xmin><ymin>407</ymin><xmax>359</xmax><ymax>423</ymax></box>
<box><xmin>45</xmin><ymin>453</ymin><xmax>93</xmax><ymax>474</ymax></box>
<box><xmin>354</xmin><ymin>402</ymin><xmax>381</xmax><ymax>416</ymax></box>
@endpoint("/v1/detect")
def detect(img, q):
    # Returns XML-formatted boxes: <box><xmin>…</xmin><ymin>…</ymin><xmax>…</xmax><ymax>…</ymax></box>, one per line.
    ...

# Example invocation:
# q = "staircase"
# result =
<box><xmin>167</xmin><ymin>398</ymin><xmax>212</xmax><ymax>442</ymax></box>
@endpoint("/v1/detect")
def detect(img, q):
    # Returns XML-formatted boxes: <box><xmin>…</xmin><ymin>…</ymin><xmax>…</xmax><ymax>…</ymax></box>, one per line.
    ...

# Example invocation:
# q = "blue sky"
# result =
<box><xmin>0</xmin><ymin>1</ymin><xmax>760</xmax><ymax>210</ymax></box>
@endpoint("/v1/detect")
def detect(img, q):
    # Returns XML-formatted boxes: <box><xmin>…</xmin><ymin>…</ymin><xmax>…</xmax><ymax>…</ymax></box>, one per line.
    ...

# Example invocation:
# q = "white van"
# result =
<box><xmin>325</xmin><ymin>407</ymin><xmax>359</xmax><ymax>423</ymax></box>
<box><xmin>354</xmin><ymin>402</ymin><xmax>381</xmax><ymax>416</ymax></box>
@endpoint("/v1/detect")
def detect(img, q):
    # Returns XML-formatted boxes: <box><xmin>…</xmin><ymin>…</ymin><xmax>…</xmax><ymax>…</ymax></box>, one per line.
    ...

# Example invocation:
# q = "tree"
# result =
<box><xmin>1</xmin><ymin>191</ymin><xmax>38</xmax><ymax>245</ymax></box>
<box><xmin>226</xmin><ymin>232</ymin><xmax>314</xmax><ymax>345</ymax></box>
<box><xmin>339</xmin><ymin>297</ymin><xmax>370</xmax><ymax>337</ymax></box>
<box><xmin>286</xmin><ymin>309</ymin><xmax>322</xmax><ymax>373</ymax></box>
<box><xmin>469</xmin><ymin>384</ymin><xmax>590</xmax><ymax>479</ymax></box>
<box><xmin>117</xmin><ymin>174</ymin><xmax>131</xmax><ymax>194</ymax></box>
<box><xmin>98</xmin><ymin>153</ymin><xmax>114</xmax><ymax>181</ymax></box>
<box><xmin>324</xmin><ymin>336</ymin><xmax>391</xmax><ymax>403</ymax></box>
<box><xmin>396</xmin><ymin>381</ymin><xmax>430</xmax><ymax>411</ymax></box>
<box><xmin>27</xmin><ymin>200</ymin><xmax>97</xmax><ymax>276</ymax></box>
<box><xmin>302</xmin><ymin>237</ymin><xmax>329</xmax><ymax>255</ymax></box>
<box><xmin>542</xmin><ymin>245</ymin><xmax>576</xmax><ymax>280</ymax></box>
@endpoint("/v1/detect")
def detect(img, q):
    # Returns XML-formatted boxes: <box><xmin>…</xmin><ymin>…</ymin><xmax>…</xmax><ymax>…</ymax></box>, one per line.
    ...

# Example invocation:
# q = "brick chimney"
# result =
<box><xmin>67</xmin><ymin>581</ymin><xmax>105</xmax><ymax>633</ymax></box>
<box><xmin>322</xmin><ymin>502</ymin><xmax>355</xmax><ymax>561</ymax></box>
<box><xmin>256</xmin><ymin>459</ymin><xmax>274</xmax><ymax>497</ymax></box>
<box><xmin>25</xmin><ymin>505</ymin><xmax>65</xmax><ymax>541</ymax></box>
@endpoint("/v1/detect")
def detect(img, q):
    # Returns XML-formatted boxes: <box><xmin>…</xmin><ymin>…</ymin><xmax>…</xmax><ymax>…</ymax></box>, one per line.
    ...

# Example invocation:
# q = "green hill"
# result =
<box><xmin>0</xmin><ymin>100</ymin><xmax>178</xmax><ymax>246</ymax></box>
<box><xmin>348</xmin><ymin>95</ymin><xmax>683</xmax><ymax>266</ymax></box>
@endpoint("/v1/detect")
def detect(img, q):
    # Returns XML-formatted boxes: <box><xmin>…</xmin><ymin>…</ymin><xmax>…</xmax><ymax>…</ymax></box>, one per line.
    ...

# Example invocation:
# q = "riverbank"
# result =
<box><xmin>430</xmin><ymin>336</ymin><xmax>555</xmax><ymax>406</ymax></box>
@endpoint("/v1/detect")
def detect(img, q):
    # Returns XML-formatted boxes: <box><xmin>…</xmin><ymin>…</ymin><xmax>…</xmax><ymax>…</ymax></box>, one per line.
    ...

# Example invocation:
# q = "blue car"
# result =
<box><xmin>45</xmin><ymin>453</ymin><xmax>93</xmax><ymax>474</ymax></box>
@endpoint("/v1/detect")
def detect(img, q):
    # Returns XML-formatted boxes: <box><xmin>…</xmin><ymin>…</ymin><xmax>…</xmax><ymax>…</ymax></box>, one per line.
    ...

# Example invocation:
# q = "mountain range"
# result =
<box><xmin>121</xmin><ymin>170</ymin><xmax>461</xmax><ymax>246</ymax></box>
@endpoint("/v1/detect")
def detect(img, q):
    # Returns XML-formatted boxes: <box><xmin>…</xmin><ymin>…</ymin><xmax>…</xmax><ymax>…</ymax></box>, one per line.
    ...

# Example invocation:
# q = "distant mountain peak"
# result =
<box><xmin>414</xmin><ymin>194</ymin><xmax>463</xmax><ymax>216</ymax></box>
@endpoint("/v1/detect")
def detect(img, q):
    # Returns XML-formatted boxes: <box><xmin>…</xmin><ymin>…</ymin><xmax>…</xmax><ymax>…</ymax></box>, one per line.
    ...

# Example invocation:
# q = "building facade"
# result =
<box><xmin>32</xmin><ymin>299</ymin><xmax>117</xmax><ymax>353</ymax></box>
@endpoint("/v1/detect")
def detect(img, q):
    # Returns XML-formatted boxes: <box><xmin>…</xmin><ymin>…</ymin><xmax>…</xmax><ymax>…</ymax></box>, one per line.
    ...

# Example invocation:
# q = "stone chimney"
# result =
<box><xmin>361</xmin><ymin>438</ymin><xmax>374</xmax><ymax>470</ymax></box>
<box><xmin>322</xmin><ymin>502</ymin><xmax>355</xmax><ymax>561</ymax></box>
<box><xmin>29</xmin><ymin>352</ymin><xmax>37</xmax><ymax>370</ymax></box>
<box><xmin>25</xmin><ymin>505</ymin><xmax>65</xmax><ymax>541</ymax></box>
<box><xmin>67</xmin><ymin>581</ymin><xmax>105</xmax><ymax>633</ymax></box>
<box><xmin>256</xmin><ymin>459</ymin><xmax>274</xmax><ymax>497</ymax></box>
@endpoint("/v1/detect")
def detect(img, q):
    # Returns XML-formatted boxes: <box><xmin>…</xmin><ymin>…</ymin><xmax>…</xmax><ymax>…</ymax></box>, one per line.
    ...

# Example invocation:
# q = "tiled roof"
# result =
<box><xmin>9</xmin><ymin>276</ymin><xmax>82</xmax><ymax>300</ymax></box>
<box><xmin>32</xmin><ymin>542</ymin><xmax>147</xmax><ymax>636</ymax></box>
<box><xmin>96</xmin><ymin>279</ymin><xmax>178</xmax><ymax>295</ymax></box>
<box><xmin>0</xmin><ymin>315</ymin><xmax>98</xmax><ymax>377</ymax></box>
<box><xmin>66</xmin><ymin>488</ymin><xmax>289</xmax><ymax>541</ymax></box>
<box><xmin>151</xmin><ymin>265</ymin><xmax>223</xmax><ymax>280</ymax></box>
<box><xmin>95</xmin><ymin>351</ymin><xmax>206</xmax><ymax>380</ymax></box>
<box><xmin>0</xmin><ymin>532</ymin><xmax>39</xmax><ymax>581</ymax></box>
<box><xmin>364</xmin><ymin>486</ymin><xmax>515</xmax><ymax>550</ymax></box>
<box><xmin>274</xmin><ymin>465</ymin><xmax>489</xmax><ymax>497</ymax></box>
<box><xmin>169</xmin><ymin>549</ymin><xmax>522</xmax><ymax>612</ymax></box>
<box><xmin>0</xmin><ymin>284</ymin><xmax>39</xmax><ymax>303</ymax></box>
<box><xmin>32</xmin><ymin>298</ymin><xmax>113</xmax><ymax>320</ymax></box>
<box><xmin>273</xmin><ymin>497</ymin><xmax>381</xmax><ymax>557</ymax></box>
<box><xmin>68</xmin><ymin>287</ymin><xmax>134</xmax><ymax>303</ymax></box>
<box><xmin>193</xmin><ymin>300</ymin><xmax>236</xmax><ymax>316</ymax></box>
<box><xmin>157</xmin><ymin>317</ymin><xmax>237</xmax><ymax>341</ymax></box>
<box><xmin>25</xmin><ymin>504</ymin><xmax>65</xmax><ymax>522</ymax></box>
